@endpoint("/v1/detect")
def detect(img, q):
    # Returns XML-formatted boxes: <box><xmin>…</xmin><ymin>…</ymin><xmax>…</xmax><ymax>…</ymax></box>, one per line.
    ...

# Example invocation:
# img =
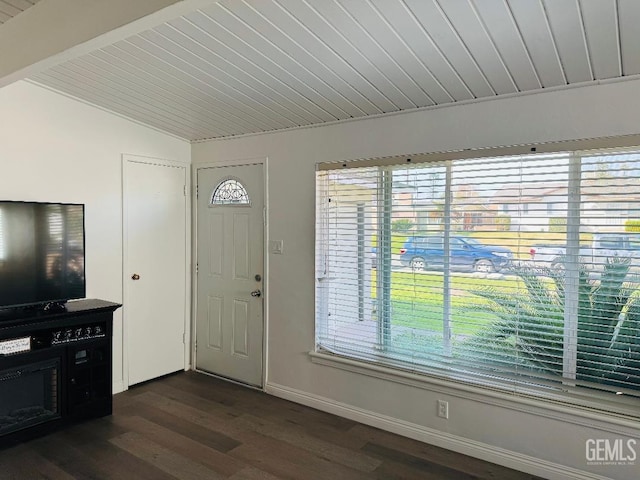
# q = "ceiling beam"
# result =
<box><xmin>0</xmin><ymin>0</ymin><xmax>217</xmax><ymax>88</ymax></box>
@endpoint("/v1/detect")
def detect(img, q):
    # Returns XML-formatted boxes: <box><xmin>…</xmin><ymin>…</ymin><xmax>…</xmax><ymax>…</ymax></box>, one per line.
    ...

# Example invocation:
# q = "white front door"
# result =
<box><xmin>196</xmin><ymin>163</ymin><xmax>264</xmax><ymax>387</ymax></box>
<box><xmin>124</xmin><ymin>156</ymin><xmax>187</xmax><ymax>386</ymax></box>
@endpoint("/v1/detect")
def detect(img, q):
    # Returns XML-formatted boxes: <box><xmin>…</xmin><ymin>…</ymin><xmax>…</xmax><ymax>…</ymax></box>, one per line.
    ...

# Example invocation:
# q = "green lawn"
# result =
<box><xmin>373</xmin><ymin>271</ymin><xmax>529</xmax><ymax>337</ymax></box>
<box><xmin>391</xmin><ymin>299</ymin><xmax>500</xmax><ymax>336</ymax></box>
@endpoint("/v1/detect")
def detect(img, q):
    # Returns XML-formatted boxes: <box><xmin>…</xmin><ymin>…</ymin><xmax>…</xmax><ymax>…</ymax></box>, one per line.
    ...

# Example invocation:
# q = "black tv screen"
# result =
<box><xmin>0</xmin><ymin>201</ymin><xmax>85</xmax><ymax>309</ymax></box>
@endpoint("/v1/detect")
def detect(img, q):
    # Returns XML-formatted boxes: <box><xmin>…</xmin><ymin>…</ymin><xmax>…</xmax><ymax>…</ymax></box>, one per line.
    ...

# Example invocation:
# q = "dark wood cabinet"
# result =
<box><xmin>0</xmin><ymin>299</ymin><xmax>120</xmax><ymax>447</ymax></box>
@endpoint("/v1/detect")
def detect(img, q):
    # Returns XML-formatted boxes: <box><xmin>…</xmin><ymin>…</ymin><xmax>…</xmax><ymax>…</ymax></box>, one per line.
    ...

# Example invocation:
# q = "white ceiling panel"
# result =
<box><xmin>437</xmin><ymin>0</ymin><xmax>517</xmax><ymax>95</ymax></box>
<box><xmin>276</xmin><ymin>0</ymin><xmax>417</xmax><ymax>111</ymax></box>
<box><xmin>125</xmin><ymin>34</ymin><xmax>283</xmax><ymax>132</ymax></box>
<box><xmin>135</xmin><ymin>29</ymin><xmax>298</xmax><ymax>130</ymax></box>
<box><xmin>335</xmin><ymin>0</ymin><xmax>441</xmax><ymax>106</ymax></box>
<box><xmin>275</xmin><ymin>0</ymin><xmax>403</xmax><ymax>111</ymax></box>
<box><xmin>580</xmin><ymin>0</ymin><xmax>621</xmax><ymax>79</ymax></box>
<box><xmin>507</xmin><ymin>0</ymin><xmax>566</xmax><ymax>88</ymax></box>
<box><xmin>405</xmin><ymin>0</ymin><xmax>495</xmax><ymax>98</ymax></box>
<box><xmin>36</xmin><ymin>69</ymin><xmax>210</xmax><ymax>139</ymax></box>
<box><xmin>0</xmin><ymin>0</ymin><xmax>39</xmax><ymax>24</ymax></box>
<box><xmin>277</xmin><ymin>0</ymin><xmax>408</xmax><ymax>111</ymax></box>
<box><xmin>472</xmin><ymin>0</ymin><xmax>541</xmax><ymax>92</ymax></box>
<box><xmin>371</xmin><ymin>0</ymin><xmax>473</xmax><ymax>102</ymax></box>
<box><xmin>543</xmin><ymin>0</ymin><xmax>593</xmax><ymax>84</ymax></box>
<box><xmin>72</xmin><ymin>53</ymin><xmax>244</xmax><ymax>136</ymax></box>
<box><xmin>210</xmin><ymin>0</ymin><xmax>375</xmax><ymax>117</ymax></box>
<box><xmin>97</xmin><ymin>44</ymin><xmax>259</xmax><ymax>135</ymax></box>
<box><xmin>165</xmin><ymin>15</ymin><xmax>335</xmax><ymax>123</ymax></box>
<box><xmin>185</xmin><ymin>6</ymin><xmax>351</xmax><ymax>120</ymax></box>
<box><xmin>152</xmin><ymin>22</ymin><xmax>318</xmax><ymax>125</ymax></box>
<box><xmin>246</xmin><ymin>0</ymin><xmax>406</xmax><ymax>111</ymax></box>
<box><xmin>25</xmin><ymin>0</ymin><xmax>639</xmax><ymax>141</ymax></box>
<box><xmin>618</xmin><ymin>0</ymin><xmax>640</xmax><ymax>75</ymax></box>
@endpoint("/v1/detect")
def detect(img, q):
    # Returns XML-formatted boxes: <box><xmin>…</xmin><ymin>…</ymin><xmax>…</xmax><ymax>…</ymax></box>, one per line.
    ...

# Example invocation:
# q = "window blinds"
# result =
<box><xmin>316</xmin><ymin>149</ymin><xmax>640</xmax><ymax>415</ymax></box>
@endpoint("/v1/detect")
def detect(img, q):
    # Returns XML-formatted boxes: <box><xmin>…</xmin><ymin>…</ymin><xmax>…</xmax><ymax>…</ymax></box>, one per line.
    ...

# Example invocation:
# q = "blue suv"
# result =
<box><xmin>399</xmin><ymin>235</ymin><xmax>513</xmax><ymax>273</ymax></box>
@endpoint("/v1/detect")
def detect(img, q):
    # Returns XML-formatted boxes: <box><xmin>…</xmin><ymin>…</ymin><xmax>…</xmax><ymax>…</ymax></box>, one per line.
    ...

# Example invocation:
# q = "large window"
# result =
<box><xmin>315</xmin><ymin>149</ymin><xmax>640</xmax><ymax>416</ymax></box>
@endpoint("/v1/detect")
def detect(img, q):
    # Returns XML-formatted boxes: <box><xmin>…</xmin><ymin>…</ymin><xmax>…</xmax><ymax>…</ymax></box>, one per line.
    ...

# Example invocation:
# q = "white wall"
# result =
<box><xmin>193</xmin><ymin>79</ymin><xmax>640</xmax><ymax>480</ymax></box>
<box><xmin>0</xmin><ymin>81</ymin><xmax>190</xmax><ymax>393</ymax></box>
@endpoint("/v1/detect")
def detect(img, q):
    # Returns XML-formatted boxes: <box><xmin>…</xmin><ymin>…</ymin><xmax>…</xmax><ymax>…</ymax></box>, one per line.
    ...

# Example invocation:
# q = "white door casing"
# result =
<box><xmin>195</xmin><ymin>163</ymin><xmax>264</xmax><ymax>387</ymax></box>
<box><xmin>123</xmin><ymin>155</ymin><xmax>188</xmax><ymax>386</ymax></box>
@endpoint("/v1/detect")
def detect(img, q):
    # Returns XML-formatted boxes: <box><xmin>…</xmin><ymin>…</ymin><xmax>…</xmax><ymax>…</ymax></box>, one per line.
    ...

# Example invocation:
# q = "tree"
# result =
<box><xmin>391</xmin><ymin>218</ymin><xmax>414</xmax><ymax>233</ymax></box>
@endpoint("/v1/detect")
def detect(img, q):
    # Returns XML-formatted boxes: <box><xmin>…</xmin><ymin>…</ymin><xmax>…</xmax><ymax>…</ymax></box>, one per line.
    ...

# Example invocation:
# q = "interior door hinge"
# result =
<box><xmin>196</xmin><ymin>263</ymin><xmax>199</xmax><ymax>274</ymax></box>
<box><xmin>196</xmin><ymin>185</ymin><xmax>199</xmax><ymax>198</ymax></box>
<box><xmin>182</xmin><ymin>332</ymin><xmax>186</xmax><ymax>344</ymax></box>
<box><xmin>263</xmin><ymin>207</ymin><xmax>266</xmax><ymax>226</ymax></box>
<box><xmin>183</xmin><ymin>185</ymin><xmax>186</xmax><ymax>196</ymax></box>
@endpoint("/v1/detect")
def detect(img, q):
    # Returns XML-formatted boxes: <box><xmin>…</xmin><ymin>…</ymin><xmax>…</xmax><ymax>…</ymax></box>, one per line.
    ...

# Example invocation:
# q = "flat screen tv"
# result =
<box><xmin>0</xmin><ymin>201</ymin><xmax>85</xmax><ymax>310</ymax></box>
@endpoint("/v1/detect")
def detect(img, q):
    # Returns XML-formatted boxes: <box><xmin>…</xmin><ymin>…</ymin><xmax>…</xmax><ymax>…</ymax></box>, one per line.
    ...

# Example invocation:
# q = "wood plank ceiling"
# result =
<box><xmin>0</xmin><ymin>0</ymin><xmax>40</xmax><ymax>24</ymax></box>
<box><xmin>28</xmin><ymin>0</ymin><xmax>640</xmax><ymax>142</ymax></box>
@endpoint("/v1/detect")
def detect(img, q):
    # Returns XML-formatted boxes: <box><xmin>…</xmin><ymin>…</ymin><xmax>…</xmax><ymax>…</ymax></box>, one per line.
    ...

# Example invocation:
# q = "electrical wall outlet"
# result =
<box><xmin>437</xmin><ymin>400</ymin><xmax>449</xmax><ymax>419</ymax></box>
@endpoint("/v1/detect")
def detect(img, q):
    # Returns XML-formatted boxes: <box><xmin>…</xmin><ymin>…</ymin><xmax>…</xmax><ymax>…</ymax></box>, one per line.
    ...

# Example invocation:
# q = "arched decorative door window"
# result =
<box><xmin>210</xmin><ymin>178</ymin><xmax>251</xmax><ymax>206</ymax></box>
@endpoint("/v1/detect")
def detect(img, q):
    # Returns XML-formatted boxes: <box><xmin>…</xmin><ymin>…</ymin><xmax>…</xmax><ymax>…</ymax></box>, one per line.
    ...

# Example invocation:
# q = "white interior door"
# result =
<box><xmin>124</xmin><ymin>156</ymin><xmax>187</xmax><ymax>386</ymax></box>
<box><xmin>196</xmin><ymin>164</ymin><xmax>264</xmax><ymax>387</ymax></box>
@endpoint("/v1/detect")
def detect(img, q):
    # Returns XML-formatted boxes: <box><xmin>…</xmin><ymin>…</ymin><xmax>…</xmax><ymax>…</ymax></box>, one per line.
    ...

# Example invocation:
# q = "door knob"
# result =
<box><xmin>251</xmin><ymin>289</ymin><xmax>262</xmax><ymax>297</ymax></box>
<box><xmin>131</xmin><ymin>273</ymin><xmax>140</xmax><ymax>280</ymax></box>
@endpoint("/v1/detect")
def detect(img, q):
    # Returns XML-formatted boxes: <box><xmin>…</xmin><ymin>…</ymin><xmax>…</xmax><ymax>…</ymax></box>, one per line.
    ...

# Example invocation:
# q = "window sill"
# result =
<box><xmin>309</xmin><ymin>350</ymin><xmax>640</xmax><ymax>434</ymax></box>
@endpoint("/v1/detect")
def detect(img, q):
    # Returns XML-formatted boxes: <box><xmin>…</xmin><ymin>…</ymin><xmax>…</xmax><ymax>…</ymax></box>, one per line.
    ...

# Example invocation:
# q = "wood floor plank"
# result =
<box><xmin>30</xmin><ymin>433</ymin><xmax>120</xmax><ymax>479</ymax></box>
<box><xmin>0</xmin><ymin>444</ymin><xmax>76</xmax><ymax>480</ymax></box>
<box><xmin>363</xmin><ymin>442</ymin><xmax>479</xmax><ymax>480</ymax></box>
<box><xmin>229</xmin><ymin>440</ymin><xmax>372</xmax><ymax>480</ymax></box>
<box><xmin>0</xmin><ymin>371</ymin><xmax>543</xmax><ymax>480</ymax></box>
<box><xmin>168</xmin><ymin>373</ymin><xmax>357</xmax><ymax>432</ymax></box>
<box><xmin>231</xmin><ymin>413</ymin><xmax>381</xmax><ymax>473</ymax></box>
<box><xmin>109</xmin><ymin>430</ymin><xmax>226</xmax><ymax>480</ymax></box>
<box><xmin>132</xmin><ymin>383</ymin><xmax>243</xmax><ymax>424</ymax></box>
<box><xmin>121</xmin><ymin>401</ymin><xmax>241</xmax><ymax>453</ymax></box>
<box><xmin>110</xmin><ymin>413</ymin><xmax>246</xmax><ymax>477</ymax></box>
<box><xmin>128</xmin><ymin>385</ymin><xmax>372</xmax><ymax>478</ymax></box>
<box><xmin>125</xmin><ymin>389</ymin><xmax>252</xmax><ymax>441</ymax></box>
<box><xmin>55</xmin><ymin>427</ymin><xmax>178</xmax><ymax>480</ymax></box>
<box><xmin>350</xmin><ymin>424</ymin><xmax>542</xmax><ymax>480</ymax></box>
<box><xmin>228</xmin><ymin>466</ymin><xmax>284</xmax><ymax>480</ymax></box>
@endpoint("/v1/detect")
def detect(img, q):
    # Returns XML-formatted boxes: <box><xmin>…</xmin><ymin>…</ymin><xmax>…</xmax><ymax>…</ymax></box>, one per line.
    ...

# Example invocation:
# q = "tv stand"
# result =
<box><xmin>0</xmin><ymin>299</ymin><xmax>121</xmax><ymax>447</ymax></box>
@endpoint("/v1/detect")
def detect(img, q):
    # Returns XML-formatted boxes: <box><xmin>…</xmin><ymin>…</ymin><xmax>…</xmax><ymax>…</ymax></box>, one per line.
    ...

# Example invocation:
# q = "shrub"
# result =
<box><xmin>549</xmin><ymin>217</ymin><xmax>567</xmax><ymax>233</ymax></box>
<box><xmin>625</xmin><ymin>219</ymin><xmax>640</xmax><ymax>232</ymax></box>
<box><xmin>465</xmin><ymin>259</ymin><xmax>640</xmax><ymax>391</ymax></box>
<box><xmin>494</xmin><ymin>215</ymin><xmax>511</xmax><ymax>231</ymax></box>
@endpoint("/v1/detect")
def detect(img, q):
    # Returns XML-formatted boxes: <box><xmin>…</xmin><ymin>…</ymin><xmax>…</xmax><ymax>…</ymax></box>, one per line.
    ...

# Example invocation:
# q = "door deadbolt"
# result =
<box><xmin>255</xmin><ymin>274</ymin><xmax>262</xmax><ymax>282</ymax></box>
<box><xmin>131</xmin><ymin>273</ymin><xmax>140</xmax><ymax>280</ymax></box>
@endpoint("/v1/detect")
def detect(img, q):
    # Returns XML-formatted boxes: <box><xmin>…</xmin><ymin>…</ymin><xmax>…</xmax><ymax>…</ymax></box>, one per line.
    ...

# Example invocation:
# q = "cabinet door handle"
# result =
<box><xmin>131</xmin><ymin>274</ymin><xmax>140</xmax><ymax>280</ymax></box>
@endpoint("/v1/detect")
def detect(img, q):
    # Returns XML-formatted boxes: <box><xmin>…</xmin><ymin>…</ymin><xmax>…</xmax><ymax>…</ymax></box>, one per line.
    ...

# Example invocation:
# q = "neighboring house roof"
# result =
<box><xmin>491</xmin><ymin>177</ymin><xmax>640</xmax><ymax>206</ymax></box>
<box><xmin>490</xmin><ymin>183</ymin><xmax>566</xmax><ymax>205</ymax></box>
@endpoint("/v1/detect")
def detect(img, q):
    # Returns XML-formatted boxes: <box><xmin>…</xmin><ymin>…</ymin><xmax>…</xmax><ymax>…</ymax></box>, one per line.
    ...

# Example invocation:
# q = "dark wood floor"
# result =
<box><xmin>0</xmin><ymin>371</ymin><xmax>544</xmax><ymax>479</ymax></box>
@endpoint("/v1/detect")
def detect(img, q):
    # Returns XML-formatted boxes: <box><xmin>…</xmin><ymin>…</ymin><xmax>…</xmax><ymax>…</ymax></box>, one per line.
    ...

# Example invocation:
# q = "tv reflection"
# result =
<box><xmin>45</xmin><ymin>250</ymin><xmax>85</xmax><ymax>299</ymax></box>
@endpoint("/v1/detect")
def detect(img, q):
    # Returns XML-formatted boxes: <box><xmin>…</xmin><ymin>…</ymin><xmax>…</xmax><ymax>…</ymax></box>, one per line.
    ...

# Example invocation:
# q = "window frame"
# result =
<box><xmin>314</xmin><ymin>139</ymin><xmax>640</xmax><ymax>420</ymax></box>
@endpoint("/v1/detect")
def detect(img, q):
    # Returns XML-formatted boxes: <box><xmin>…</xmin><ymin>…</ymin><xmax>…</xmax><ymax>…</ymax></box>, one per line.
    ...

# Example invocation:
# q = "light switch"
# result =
<box><xmin>270</xmin><ymin>240</ymin><xmax>283</xmax><ymax>254</ymax></box>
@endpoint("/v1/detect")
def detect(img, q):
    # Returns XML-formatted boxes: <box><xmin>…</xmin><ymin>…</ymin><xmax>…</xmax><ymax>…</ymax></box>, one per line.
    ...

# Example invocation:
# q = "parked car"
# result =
<box><xmin>529</xmin><ymin>233</ymin><xmax>640</xmax><ymax>273</ymax></box>
<box><xmin>399</xmin><ymin>235</ymin><xmax>513</xmax><ymax>273</ymax></box>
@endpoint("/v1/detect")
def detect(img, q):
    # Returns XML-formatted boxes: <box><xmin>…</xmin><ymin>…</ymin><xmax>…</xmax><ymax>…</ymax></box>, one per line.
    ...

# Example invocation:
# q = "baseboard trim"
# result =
<box><xmin>265</xmin><ymin>382</ymin><xmax>609</xmax><ymax>480</ymax></box>
<box><xmin>112</xmin><ymin>380</ymin><xmax>125</xmax><ymax>395</ymax></box>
